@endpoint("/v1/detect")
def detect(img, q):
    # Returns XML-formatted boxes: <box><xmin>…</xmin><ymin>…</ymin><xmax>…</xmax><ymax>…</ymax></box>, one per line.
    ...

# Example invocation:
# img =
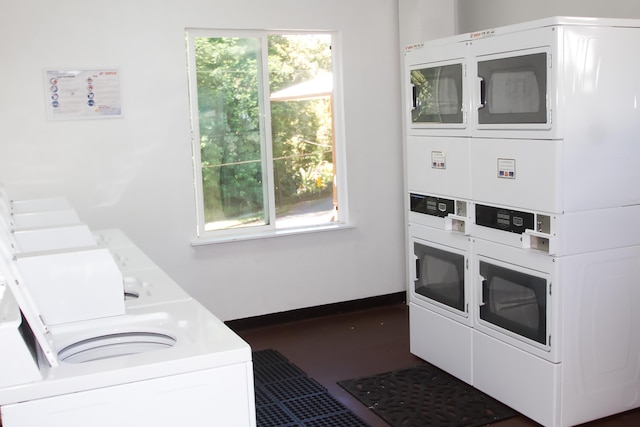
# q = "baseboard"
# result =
<box><xmin>225</xmin><ymin>291</ymin><xmax>406</xmax><ymax>332</ymax></box>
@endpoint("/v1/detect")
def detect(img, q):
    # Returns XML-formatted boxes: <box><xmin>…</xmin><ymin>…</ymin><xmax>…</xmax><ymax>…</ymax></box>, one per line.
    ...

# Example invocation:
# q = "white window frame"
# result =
<box><xmin>186</xmin><ymin>29</ymin><xmax>349</xmax><ymax>244</ymax></box>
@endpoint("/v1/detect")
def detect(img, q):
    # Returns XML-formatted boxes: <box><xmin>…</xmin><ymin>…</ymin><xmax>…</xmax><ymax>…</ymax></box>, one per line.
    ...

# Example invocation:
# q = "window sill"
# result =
<box><xmin>190</xmin><ymin>222</ymin><xmax>354</xmax><ymax>246</ymax></box>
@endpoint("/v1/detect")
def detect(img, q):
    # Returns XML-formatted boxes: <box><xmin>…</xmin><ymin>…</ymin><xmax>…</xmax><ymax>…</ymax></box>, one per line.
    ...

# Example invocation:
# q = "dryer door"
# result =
<box><xmin>409</xmin><ymin>224</ymin><xmax>471</xmax><ymax>325</ymax></box>
<box><xmin>469</xmin><ymin>25</ymin><xmax>558</xmax><ymax>139</ymax></box>
<box><xmin>405</xmin><ymin>40</ymin><xmax>469</xmax><ymax>136</ymax></box>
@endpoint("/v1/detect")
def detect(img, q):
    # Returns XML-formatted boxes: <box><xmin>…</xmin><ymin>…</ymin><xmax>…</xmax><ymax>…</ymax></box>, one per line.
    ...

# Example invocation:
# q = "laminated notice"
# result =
<box><xmin>45</xmin><ymin>69</ymin><xmax>122</xmax><ymax>120</ymax></box>
<box><xmin>498</xmin><ymin>158</ymin><xmax>516</xmax><ymax>179</ymax></box>
<box><xmin>431</xmin><ymin>151</ymin><xmax>446</xmax><ymax>169</ymax></box>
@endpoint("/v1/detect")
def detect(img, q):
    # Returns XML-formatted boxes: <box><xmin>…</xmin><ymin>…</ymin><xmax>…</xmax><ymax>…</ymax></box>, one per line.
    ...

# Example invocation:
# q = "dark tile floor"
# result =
<box><xmin>234</xmin><ymin>302</ymin><xmax>640</xmax><ymax>427</ymax></box>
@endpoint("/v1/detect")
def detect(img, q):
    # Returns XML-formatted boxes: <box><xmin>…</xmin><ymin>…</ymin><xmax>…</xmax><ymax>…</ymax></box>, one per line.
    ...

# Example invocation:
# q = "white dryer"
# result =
<box><xmin>408</xmin><ymin>223</ymin><xmax>473</xmax><ymax>384</ymax></box>
<box><xmin>405</xmin><ymin>17</ymin><xmax>640</xmax><ymax>214</ymax></box>
<box><xmin>470</xmin><ymin>238</ymin><xmax>640</xmax><ymax>427</ymax></box>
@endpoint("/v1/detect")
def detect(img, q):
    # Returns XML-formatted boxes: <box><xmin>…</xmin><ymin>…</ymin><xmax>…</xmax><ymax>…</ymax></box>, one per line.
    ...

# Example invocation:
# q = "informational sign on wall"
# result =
<box><xmin>44</xmin><ymin>69</ymin><xmax>122</xmax><ymax>120</ymax></box>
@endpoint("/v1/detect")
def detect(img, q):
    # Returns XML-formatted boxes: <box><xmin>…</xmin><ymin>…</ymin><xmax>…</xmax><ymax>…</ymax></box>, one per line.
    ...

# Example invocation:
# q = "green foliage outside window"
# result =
<box><xmin>193</xmin><ymin>34</ymin><xmax>334</xmax><ymax>229</ymax></box>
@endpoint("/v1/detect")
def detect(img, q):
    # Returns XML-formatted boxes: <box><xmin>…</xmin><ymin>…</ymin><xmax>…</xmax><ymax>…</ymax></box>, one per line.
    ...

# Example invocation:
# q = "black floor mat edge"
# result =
<box><xmin>253</xmin><ymin>349</ymin><xmax>370</xmax><ymax>427</ymax></box>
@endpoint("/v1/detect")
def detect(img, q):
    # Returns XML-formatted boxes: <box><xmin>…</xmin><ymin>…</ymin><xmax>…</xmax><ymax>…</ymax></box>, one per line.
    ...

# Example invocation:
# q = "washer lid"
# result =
<box><xmin>0</xmin><ymin>259</ymin><xmax>58</xmax><ymax>368</ymax></box>
<box><xmin>0</xmin><ymin>277</ymin><xmax>20</xmax><ymax>329</ymax></box>
<box><xmin>3</xmin><ymin>268</ymin><xmax>59</xmax><ymax>367</ymax></box>
<box><xmin>14</xmin><ymin>248</ymin><xmax>126</xmax><ymax>326</ymax></box>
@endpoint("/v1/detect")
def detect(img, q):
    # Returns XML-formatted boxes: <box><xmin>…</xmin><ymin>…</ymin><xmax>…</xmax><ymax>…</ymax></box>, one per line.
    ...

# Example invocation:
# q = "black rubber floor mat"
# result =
<box><xmin>253</xmin><ymin>349</ymin><xmax>369</xmax><ymax>427</ymax></box>
<box><xmin>338</xmin><ymin>363</ymin><xmax>518</xmax><ymax>427</ymax></box>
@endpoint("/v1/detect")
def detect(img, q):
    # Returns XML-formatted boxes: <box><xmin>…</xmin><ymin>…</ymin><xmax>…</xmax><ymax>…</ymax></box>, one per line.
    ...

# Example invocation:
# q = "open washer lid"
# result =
<box><xmin>0</xmin><ymin>255</ymin><xmax>59</xmax><ymax>368</ymax></box>
<box><xmin>14</xmin><ymin>248</ymin><xmax>125</xmax><ymax>325</ymax></box>
<box><xmin>1</xmin><ymin>247</ymin><xmax>127</xmax><ymax>368</ymax></box>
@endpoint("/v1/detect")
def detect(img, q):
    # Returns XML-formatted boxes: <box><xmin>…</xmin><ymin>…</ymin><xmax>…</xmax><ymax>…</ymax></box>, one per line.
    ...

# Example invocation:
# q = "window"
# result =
<box><xmin>186</xmin><ymin>29</ymin><xmax>345</xmax><ymax>241</ymax></box>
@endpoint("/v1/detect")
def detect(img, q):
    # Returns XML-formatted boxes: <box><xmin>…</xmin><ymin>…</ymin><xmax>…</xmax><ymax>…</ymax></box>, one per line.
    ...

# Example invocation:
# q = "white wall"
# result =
<box><xmin>0</xmin><ymin>0</ymin><xmax>405</xmax><ymax>321</ymax></box>
<box><xmin>457</xmin><ymin>0</ymin><xmax>640</xmax><ymax>33</ymax></box>
<box><xmin>398</xmin><ymin>0</ymin><xmax>457</xmax><ymax>47</ymax></box>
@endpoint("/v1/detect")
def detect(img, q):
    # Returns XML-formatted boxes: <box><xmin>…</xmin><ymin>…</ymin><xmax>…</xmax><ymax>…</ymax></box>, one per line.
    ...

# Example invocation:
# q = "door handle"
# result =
<box><xmin>478</xmin><ymin>274</ymin><xmax>486</xmax><ymax>306</ymax></box>
<box><xmin>411</xmin><ymin>84</ymin><xmax>417</xmax><ymax>111</ymax></box>
<box><xmin>477</xmin><ymin>77</ymin><xmax>486</xmax><ymax>110</ymax></box>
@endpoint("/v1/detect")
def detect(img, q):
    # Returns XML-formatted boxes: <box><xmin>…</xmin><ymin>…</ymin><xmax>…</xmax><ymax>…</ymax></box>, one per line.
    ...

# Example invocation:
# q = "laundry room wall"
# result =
<box><xmin>456</xmin><ymin>0</ymin><xmax>640</xmax><ymax>33</ymax></box>
<box><xmin>0</xmin><ymin>0</ymin><xmax>405</xmax><ymax>321</ymax></box>
<box><xmin>398</xmin><ymin>0</ymin><xmax>457</xmax><ymax>48</ymax></box>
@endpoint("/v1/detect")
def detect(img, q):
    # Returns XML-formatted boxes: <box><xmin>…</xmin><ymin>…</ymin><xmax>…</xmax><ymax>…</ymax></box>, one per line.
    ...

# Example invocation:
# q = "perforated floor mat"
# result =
<box><xmin>253</xmin><ymin>349</ymin><xmax>369</xmax><ymax>427</ymax></box>
<box><xmin>338</xmin><ymin>363</ymin><xmax>517</xmax><ymax>427</ymax></box>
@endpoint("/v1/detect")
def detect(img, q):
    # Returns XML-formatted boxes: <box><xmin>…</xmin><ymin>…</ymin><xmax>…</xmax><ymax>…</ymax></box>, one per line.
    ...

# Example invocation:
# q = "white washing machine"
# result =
<box><xmin>119</xmin><ymin>268</ymin><xmax>193</xmax><ymax>309</ymax></box>
<box><xmin>93</xmin><ymin>228</ymin><xmax>193</xmax><ymax>308</ymax></box>
<box><xmin>0</xmin><ymin>226</ymin><xmax>190</xmax><ymax>311</ymax></box>
<box><xmin>0</xmin><ymin>243</ymin><xmax>255</xmax><ymax>426</ymax></box>
<box><xmin>0</xmin><ymin>187</ymin><xmax>95</xmax><ymax>254</ymax></box>
<box><xmin>0</xmin><ymin>223</ymin><xmax>97</xmax><ymax>254</ymax></box>
<box><xmin>1</xmin><ymin>207</ymin><xmax>82</xmax><ymax>230</ymax></box>
<box><xmin>0</xmin><ymin>190</ymin><xmax>255</xmax><ymax>426</ymax></box>
<box><xmin>0</xmin><ymin>187</ymin><xmax>80</xmax><ymax>229</ymax></box>
<box><xmin>0</xmin><ymin>190</ymin><xmax>192</xmax><ymax>311</ymax></box>
<box><xmin>0</xmin><ymin>184</ymin><xmax>72</xmax><ymax>214</ymax></box>
<box><xmin>0</xmin><ymin>285</ymin><xmax>255</xmax><ymax>427</ymax></box>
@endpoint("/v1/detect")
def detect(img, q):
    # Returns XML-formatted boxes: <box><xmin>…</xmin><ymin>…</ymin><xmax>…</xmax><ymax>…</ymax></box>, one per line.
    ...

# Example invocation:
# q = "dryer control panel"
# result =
<box><xmin>410</xmin><ymin>193</ymin><xmax>454</xmax><ymax>218</ymax></box>
<box><xmin>475</xmin><ymin>204</ymin><xmax>534</xmax><ymax>234</ymax></box>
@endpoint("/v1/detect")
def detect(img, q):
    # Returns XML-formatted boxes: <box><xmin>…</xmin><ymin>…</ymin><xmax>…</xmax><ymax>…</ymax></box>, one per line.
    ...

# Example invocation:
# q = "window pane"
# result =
<box><xmin>194</xmin><ymin>36</ymin><xmax>268</xmax><ymax>231</ymax></box>
<box><xmin>268</xmin><ymin>34</ymin><xmax>337</xmax><ymax>229</ymax></box>
<box><xmin>189</xmin><ymin>31</ymin><xmax>342</xmax><ymax>237</ymax></box>
<box><xmin>410</xmin><ymin>64</ymin><xmax>463</xmax><ymax>124</ymax></box>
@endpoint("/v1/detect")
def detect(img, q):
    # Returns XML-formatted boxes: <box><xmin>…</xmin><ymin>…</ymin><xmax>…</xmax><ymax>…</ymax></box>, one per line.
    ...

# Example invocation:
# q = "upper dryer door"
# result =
<box><xmin>405</xmin><ymin>41</ymin><xmax>469</xmax><ymax>136</ymax></box>
<box><xmin>469</xmin><ymin>25</ymin><xmax>559</xmax><ymax>139</ymax></box>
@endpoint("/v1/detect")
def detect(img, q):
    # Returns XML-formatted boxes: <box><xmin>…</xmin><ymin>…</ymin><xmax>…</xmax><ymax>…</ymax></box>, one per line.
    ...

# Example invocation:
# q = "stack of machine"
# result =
<box><xmin>403</xmin><ymin>16</ymin><xmax>640</xmax><ymax>427</ymax></box>
<box><xmin>0</xmin><ymin>185</ymin><xmax>256</xmax><ymax>427</ymax></box>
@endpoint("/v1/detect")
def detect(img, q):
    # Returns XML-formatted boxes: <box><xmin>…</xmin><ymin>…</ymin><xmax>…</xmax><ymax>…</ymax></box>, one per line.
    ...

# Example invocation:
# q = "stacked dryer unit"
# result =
<box><xmin>404</xmin><ymin>17</ymin><xmax>640</xmax><ymax>427</ymax></box>
<box><xmin>0</xmin><ymin>190</ymin><xmax>256</xmax><ymax>427</ymax></box>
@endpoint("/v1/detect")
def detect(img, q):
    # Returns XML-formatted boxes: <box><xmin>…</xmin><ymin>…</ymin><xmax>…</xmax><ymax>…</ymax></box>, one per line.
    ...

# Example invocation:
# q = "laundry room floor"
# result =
<box><xmin>232</xmin><ymin>301</ymin><xmax>640</xmax><ymax>427</ymax></box>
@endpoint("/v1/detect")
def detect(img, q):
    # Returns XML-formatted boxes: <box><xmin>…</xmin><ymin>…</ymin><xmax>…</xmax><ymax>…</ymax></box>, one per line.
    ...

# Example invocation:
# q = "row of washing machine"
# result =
<box><xmin>0</xmin><ymin>186</ymin><xmax>256</xmax><ymax>426</ymax></box>
<box><xmin>403</xmin><ymin>17</ymin><xmax>640</xmax><ymax>427</ymax></box>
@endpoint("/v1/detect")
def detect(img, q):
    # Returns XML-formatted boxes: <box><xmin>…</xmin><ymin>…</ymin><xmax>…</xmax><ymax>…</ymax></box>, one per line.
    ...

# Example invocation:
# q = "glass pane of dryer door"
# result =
<box><xmin>477</xmin><ymin>52</ymin><xmax>547</xmax><ymax>124</ymax></box>
<box><xmin>411</xmin><ymin>63</ymin><xmax>463</xmax><ymax>124</ymax></box>
<box><xmin>414</xmin><ymin>243</ymin><xmax>465</xmax><ymax>312</ymax></box>
<box><xmin>479</xmin><ymin>261</ymin><xmax>547</xmax><ymax>344</ymax></box>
